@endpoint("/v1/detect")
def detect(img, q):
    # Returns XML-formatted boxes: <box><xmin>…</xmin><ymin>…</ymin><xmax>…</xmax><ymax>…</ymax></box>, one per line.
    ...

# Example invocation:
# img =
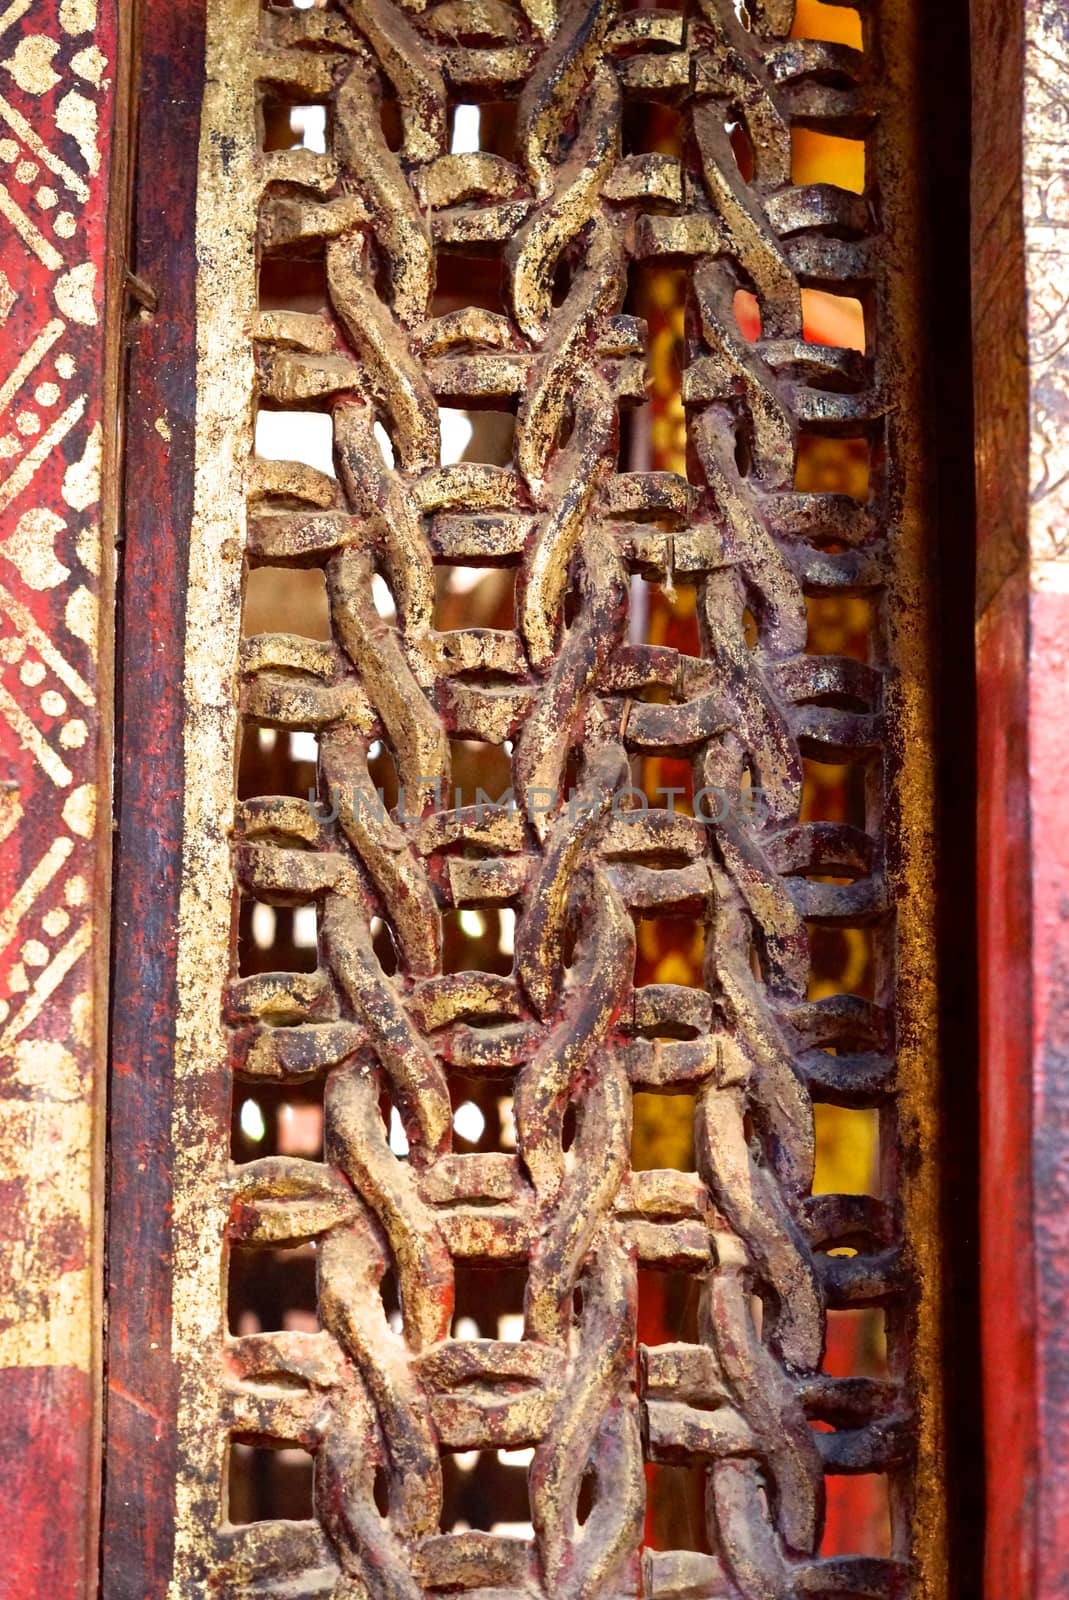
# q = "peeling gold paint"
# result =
<box><xmin>0</xmin><ymin>786</ymin><xmax>22</xmax><ymax>847</ymax></box>
<box><xmin>1</xmin><ymin>506</ymin><xmax>70</xmax><ymax>590</ymax></box>
<box><xmin>70</xmin><ymin>44</ymin><xmax>107</xmax><ymax>86</ymax></box>
<box><xmin>0</xmin><ymin>270</ymin><xmax>16</xmax><ymax>324</ymax></box>
<box><xmin>54</xmin><ymin>264</ymin><xmax>98</xmax><ymax>327</ymax></box>
<box><xmin>3</xmin><ymin>34</ymin><xmax>61</xmax><ymax>96</ymax></box>
<box><xmin>0</xmin><ymin>0</ymin><xmax>111</xmax><ymax>1452</ymax></box>
<box><xmin>74</xmin><ymin>518</ymin><xmax>100</xmax><ymax>576</ymax></box>
<box><xmin>58</xmin><ymin>0</ymin><xmax>97</xmax><ymax>37</ymax></box>
<box><xmin>56</xmin><ymin>88</ymin><xmax>100</xmax><ymax>176</ymax></box>
<box><xmin>170</xmin><ymin>2</ymin><xmax>259</xmax><ymax>1588</ymax></box>
<box><xmin>58</xmin><ymin>716</ymin><xmax>88</xmax><ymax>748</ymax></box>
<box><xmin>64</xmin><ymin>584</ymin><xmax>96</xmax><ymax>648</ymax></box>
<box><xmin>61</xmin><ymin>782</ymin><xmax>95</xmax><ymax>838</ymax></box>
<box><xmin>0</xmin><ymin>1045</ymin><xmax>91</xmax><ymax>1373</ymax></box>
<box><xmin>62</xmin><ymin>422</ymin><xmax>101</xmax><ymax>510</ymax></box>
<box><xmin>70</xmin><ymin>985</ymin><xmax>93</xmax><ymax>1048</ymax></box>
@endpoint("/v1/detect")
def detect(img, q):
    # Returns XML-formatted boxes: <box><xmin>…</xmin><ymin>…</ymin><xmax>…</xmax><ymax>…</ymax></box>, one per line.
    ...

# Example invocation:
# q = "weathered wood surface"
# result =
<box><xmin>108</xmin><ymin>1</ymin><xmax>944</xmax><ymax>1597</ymax></box>
<box><xmin>973</xmin><ymin>3</ymin><xmax>1069</xmax><ymax>1596</ymax></box>
<box><xmin>101</xmin><ymin>1</ymin><xmax>207</xmax><ymax>1593</ymax></box>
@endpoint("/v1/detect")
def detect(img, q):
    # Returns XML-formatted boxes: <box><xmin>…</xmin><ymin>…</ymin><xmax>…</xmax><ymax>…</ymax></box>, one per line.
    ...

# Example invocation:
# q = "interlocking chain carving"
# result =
<box><xmin>169</xmin><ymin>0</ymin><xmax>941</xmax><ymax>1595</ymax></box>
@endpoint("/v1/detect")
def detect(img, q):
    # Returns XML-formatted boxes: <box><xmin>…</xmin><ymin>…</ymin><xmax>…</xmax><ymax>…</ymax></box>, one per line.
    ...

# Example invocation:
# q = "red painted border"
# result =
<box><xmin>0</xmin><ymin>4</ymin><xmax>122</xmax><ymax>1596</ymax></box>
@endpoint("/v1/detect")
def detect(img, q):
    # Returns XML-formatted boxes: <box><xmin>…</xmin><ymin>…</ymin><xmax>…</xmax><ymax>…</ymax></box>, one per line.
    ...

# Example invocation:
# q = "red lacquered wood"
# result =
<box><xmin>973</xmin><ymin>2</ymin><xmax>1069</xmax><ymax>1592</ymax></box>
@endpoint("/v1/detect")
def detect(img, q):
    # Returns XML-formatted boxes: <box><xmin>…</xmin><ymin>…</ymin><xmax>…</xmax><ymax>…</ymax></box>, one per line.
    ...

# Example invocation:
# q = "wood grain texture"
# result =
<box><xmin>100</xmin><ymin>2</ymin><xmax>207</xmax><ymax>1594</ymax></box>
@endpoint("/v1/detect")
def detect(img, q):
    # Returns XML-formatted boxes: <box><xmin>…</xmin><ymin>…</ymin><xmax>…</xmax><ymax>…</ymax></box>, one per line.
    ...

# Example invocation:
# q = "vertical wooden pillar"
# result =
<box><xmin>0</xmin><ymin>2</ymin><xmax>128</xmax><ymax>1596</ymax></box>
<box><xmin>974</xmin><ymin>4</ymin><xmax>1069</xmax><ymax>1595</ymax></box>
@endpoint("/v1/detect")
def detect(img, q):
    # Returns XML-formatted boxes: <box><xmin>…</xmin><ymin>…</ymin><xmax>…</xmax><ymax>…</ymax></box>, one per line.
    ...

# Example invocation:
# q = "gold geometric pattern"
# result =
<box><xmin>0</xmin><ymin>0</ymin><xmax>112</xmax><ymax>1382</ymax></box>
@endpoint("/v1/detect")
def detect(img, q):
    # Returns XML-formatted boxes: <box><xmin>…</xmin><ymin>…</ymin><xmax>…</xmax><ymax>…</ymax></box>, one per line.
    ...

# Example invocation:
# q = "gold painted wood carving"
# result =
<box><xmin>170</xmin><ymin>1</ymin><xmax>942</xmax><ymax>1596</ymax></box>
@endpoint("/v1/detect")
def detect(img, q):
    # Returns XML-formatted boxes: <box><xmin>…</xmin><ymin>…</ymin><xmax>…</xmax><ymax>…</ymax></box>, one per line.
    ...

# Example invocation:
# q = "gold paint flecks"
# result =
<box><xmin>2</xmin><ymin>34</ymin><xmax>60</xmax><ymax>96</ymax></box>
<box><xmin>74</xmin><ymin>520</ymin><xmax>99</xmax><ymax>575</ymax></box>
<box><xmin>54</xmin><ymin>263</ymin><xmax>98</xmax><ymax>327</ymax></box>
<box><xmin>64</xmin><ymin>874</ymin><xmax>87</xmax><ymax>908</ymax></box>
<box><xmin>0</xmin><ymin>318</ymin><xmax>64</xmax><ymax>413</ymax></box>
<box><xmin>0</xmin><ymin>1049</ymin><xmax>92</xmax><ymax>1370</ymax></box>
<box><xmin>0</xmin><ymin>182</ymin><xmax>63</xmax><ymax>269</ymax></box>
<box><xmin>65</xmin><ymin>584</ymin><xmax>95</xmax><ymax>648</ymax></box>
<box><xmin>0</xmin><ymin>918</ymin><xmax>92</xmax><ymax>1049</ymax></box>
<box><xmin>1</xmin><ymin>506</ymin><xmax>69</xmax><ymax>590</ymax></box>
<box><xmin>0</xmin><ymin>834</ymin><xmax>71</xmax><ymax>954</ymax></box>
<box><xmin>70</xmin><ymin>45</ymin><xmax>107</xmax><ymax>86</ymax></box>
<box><xmin>61</xmin><ymin>782</ymin><xmax>94</xmax><ymax>838</ymax></box>
<box><xmin>0</xmin><ymin>784</ymin><xmax>21</xmax><ymax>847</ymax></box>
<box><xmin>62</xmin><ymin>422</ymin><xmax>101</xmax><ymax>509</ymax></box>
<box><xmin>0</xmin><ymin>681</ymin><xmax>72</xmax><ymax>787</ymax></box>
<box><xmin>55</xmin><ymin>89</ymin><xmax>99</xmax><ymax>177</ymax></box>
<box><xmin>0</xmin><ymin>580</ymin><xmax>95</xmax><ymax>703</ymax></box>
<box><xmin>58</xmin><ymin>0</ymin><xmax>97</xmax><ymax>36</ymax></box>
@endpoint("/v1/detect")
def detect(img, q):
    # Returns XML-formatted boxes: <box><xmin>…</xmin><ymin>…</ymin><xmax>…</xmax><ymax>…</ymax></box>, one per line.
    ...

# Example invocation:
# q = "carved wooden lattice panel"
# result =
<box><xmin>166</xmin><ymin>0</ymin><xmax>942</xmax><ymax>1596</ymax></box>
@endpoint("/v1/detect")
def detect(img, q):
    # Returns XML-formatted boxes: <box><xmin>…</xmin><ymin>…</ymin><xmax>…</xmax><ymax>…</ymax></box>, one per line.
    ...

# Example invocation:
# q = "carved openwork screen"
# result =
<box><xmin>110</xmin><ymin>0</ymin><xmax>943</xmax><ymax>1594</ymax></box>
